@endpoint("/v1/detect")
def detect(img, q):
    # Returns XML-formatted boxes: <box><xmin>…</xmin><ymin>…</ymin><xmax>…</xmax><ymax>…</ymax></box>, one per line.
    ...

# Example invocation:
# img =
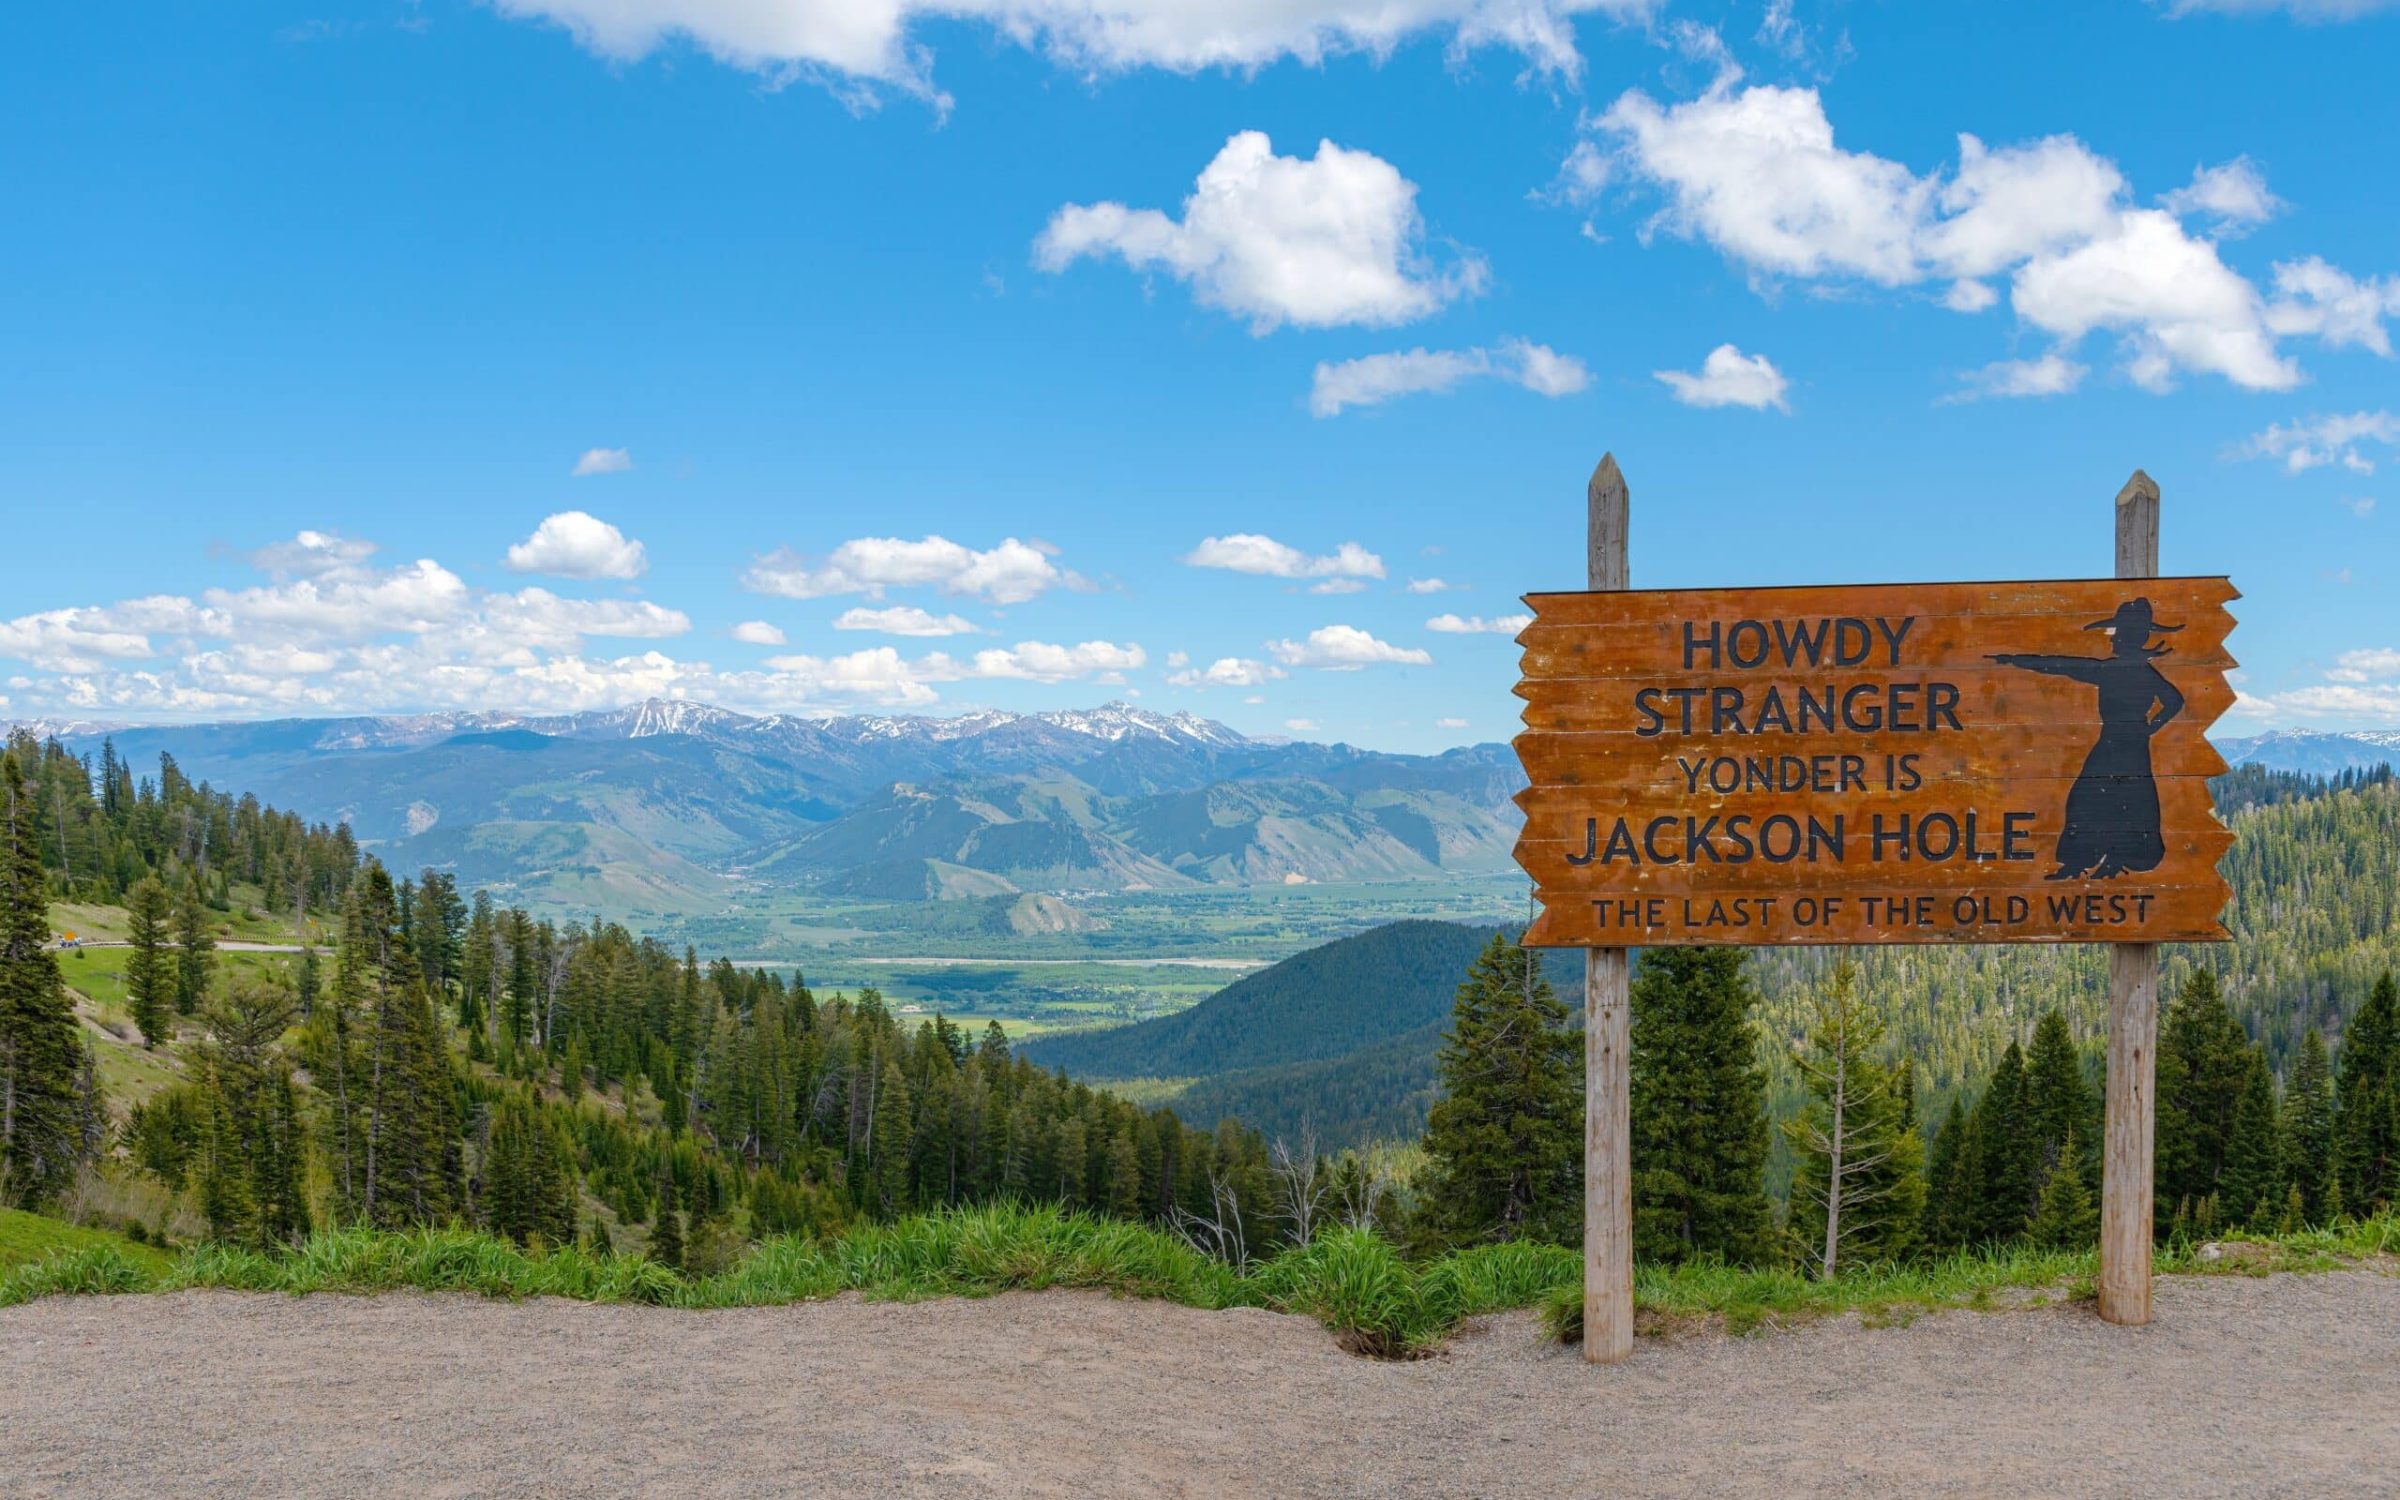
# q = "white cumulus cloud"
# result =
<box><xmin>1268</xmin><ymin>625</ymin><xmax>1432</xmax><ymax>669</ymax></box>
<box><xmin>2233</xmin><ymin>411</ymin><xmax>2400</xmax><ymax>474</ymax></box>
<box><xmin>490</xmin><ymin>0</ymin><xmax>1648</xmax><ymax>109</ymax></box>
<box><xmin>1425</xmin><ymin>612</ymin><xmax>1532</xmax><ymax>634</ymax></box>
<box><xmin>1036</xmin><ymin>131</ymin><xmax>1486</xmax><ymax>334</ymax></box>
<box><xmin>1309</xmin><ymin>337</ymin><xmax>1589</xmax><ymax>416</ymax></box>
<box><xmin>744</xmin><ymin>535</ymin><xmax>1073</xmax><ymax>605</ymax></box>
<box><xmin>1946</xmin><ymin>352</ymin><xmax>2088</xmax><ymax>402</ymax></box>
<box><xmin>832</xmin><ymin>605</ymin><xmax>981</xmax><ymax>636</ymax></box>
<box><xmin>506</xmin><ymin>511</ymin><xmax>650</xmax><ymax>579</ymax></box>
<box><xmin>1184</xmin><ymin>535</ymin><xmax>1385</xmax><ymax>582</ymax></box>
<box><xmin>1166</xmin><ymin>656</ymin><xmax>1285</xmax><ymax>689</ymax></box>
<box><xmin>2159</xmin><ymin>158</ymin><xmax>2283</xmax><ymax>232</ymax></box>
<box><xmin>571</xmin><ymin>447</ymin><xmax>633</xmax><ymax>477</ymax></box>
<box><xmin>1654</xmin><ymin>344</ymin><xmax>1790</xmax><ymax>410</ymax></box>
<box><xmin>730</xmin><ymin>620</ymin><xmax>787</xmax><ymax>646</ymax></box>
<box><xmin>1584</xmin><ymin>79</ymin><xmax>2396</xmax><ymax>393</ymax></box>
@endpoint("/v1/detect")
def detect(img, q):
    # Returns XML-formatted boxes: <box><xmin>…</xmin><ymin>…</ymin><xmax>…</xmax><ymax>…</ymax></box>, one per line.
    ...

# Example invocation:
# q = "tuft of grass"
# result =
<box><xmin>0</xmin><ymin>1246</ymin><xmax>160</xmax><ymax>1306</ymax></box>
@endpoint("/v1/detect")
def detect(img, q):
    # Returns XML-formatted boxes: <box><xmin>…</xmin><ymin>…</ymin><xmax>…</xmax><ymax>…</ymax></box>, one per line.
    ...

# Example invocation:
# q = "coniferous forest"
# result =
<box><xmin>3</xmin><ymin>725</ymin><xmax>2397</xmax><ymax>1293</ymax></box>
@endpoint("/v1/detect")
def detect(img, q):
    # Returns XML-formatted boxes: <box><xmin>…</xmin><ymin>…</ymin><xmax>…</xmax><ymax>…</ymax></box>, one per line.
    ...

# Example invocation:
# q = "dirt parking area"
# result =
<box><xmin>5</xmin><ymin>1270</ymin><xmax>2396</xmax><ymax>1497</ymax></box>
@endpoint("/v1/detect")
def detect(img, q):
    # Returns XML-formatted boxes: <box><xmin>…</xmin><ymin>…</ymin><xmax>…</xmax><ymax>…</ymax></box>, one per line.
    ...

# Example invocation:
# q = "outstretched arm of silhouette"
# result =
<box><xmin>2146</xmin><ymin>674</ymin><xmax>2185</xmax><ymax>735</ymax></box>
<box><xmin>1988</xmin><ymin>652</ymin><xmax>2105</xmax><ymax>684</ymax></box>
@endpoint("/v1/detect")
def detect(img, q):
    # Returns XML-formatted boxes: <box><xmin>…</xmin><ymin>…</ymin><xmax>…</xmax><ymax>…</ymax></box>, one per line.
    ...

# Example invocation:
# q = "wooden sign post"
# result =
<box><xmin>1518</xmin><ymin>460</ymin><xmax>2235</xmax><ymax>1361</ymax></box>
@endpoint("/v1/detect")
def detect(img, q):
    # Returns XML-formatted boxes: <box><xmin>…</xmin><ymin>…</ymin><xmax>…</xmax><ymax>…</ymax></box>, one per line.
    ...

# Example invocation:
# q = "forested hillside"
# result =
<box><xmin>0</xmin><ymin>729</ymin><xmax>1319</xmax><ymax>1272</ymax></box>
<box><xmin>1023</xmin><ymin>920</ymin><xmax>1494</xmax><ymax>1079</ymax></box>
<box><xmin>1031</xmin><ymin>767</ymin><xmax>2400</xmax><ymax>1158</ymax></box>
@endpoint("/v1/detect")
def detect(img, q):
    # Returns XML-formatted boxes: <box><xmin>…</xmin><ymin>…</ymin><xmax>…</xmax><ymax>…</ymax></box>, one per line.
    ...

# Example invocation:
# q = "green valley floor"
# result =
<box><xmin>5</xmin><ymin>1270</ymin><xmax>2396</xmax><ymax>1498</ymax></box>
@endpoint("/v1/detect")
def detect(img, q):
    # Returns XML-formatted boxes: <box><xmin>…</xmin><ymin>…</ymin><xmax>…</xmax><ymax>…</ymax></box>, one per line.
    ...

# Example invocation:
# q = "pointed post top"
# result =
<box><xmin>1587</xmin><ymin>453</ymin><xmax>1629</xmax><ymax>592</ymax></box>
<box><xmin>2114</xmin><ymin>468</ymin><xmax>2159</xmax><ymax>580</ymax></box>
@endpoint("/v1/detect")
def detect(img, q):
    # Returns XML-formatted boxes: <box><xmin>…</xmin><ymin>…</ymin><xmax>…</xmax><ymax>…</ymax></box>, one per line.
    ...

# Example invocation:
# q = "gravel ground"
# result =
<box><xmin>5</xmin><ymin>1271</ymin><xmax>2396</xmax><ymax>1498</ymax></box>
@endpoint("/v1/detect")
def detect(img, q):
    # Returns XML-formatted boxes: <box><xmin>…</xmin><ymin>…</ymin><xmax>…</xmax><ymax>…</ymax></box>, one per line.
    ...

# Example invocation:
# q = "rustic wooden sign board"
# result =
<box><xmin>1514</xmin><ymin>576</ymin><xmax>2239</xmax><ymax>947</ymax></box>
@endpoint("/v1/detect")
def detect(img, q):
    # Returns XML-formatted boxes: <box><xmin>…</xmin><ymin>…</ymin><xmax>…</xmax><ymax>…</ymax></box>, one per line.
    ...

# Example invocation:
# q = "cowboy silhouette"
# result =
<box><xmin>1990</xmin><ymin>598</ymin><xmax>2186</xmax><ymax>880</ymax></box>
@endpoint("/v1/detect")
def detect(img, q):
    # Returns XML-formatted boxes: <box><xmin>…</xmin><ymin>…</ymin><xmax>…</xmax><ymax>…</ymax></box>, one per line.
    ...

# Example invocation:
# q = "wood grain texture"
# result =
<box><xmin>1513</xmin><ymin>575</ymin><xmax>2238</xmax><ymax>947</ymax></box>
<box><xmin>1584</xmin><ymin>452</ymin><xmax>1632</xmax><ymax>1368</ymax></box>
<box><xmin>2102</xmin><ymin>471</ymin><xmax>2162</xmax><ymax>1330</ymax></box>
<box><xmin>1584</xmin><ymin>946</ymin><xmax>1632</xmax><ymax>1365</ymax></box>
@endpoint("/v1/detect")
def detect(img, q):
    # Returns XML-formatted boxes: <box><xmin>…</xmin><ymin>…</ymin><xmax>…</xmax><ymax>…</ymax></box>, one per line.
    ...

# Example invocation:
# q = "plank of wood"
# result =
<box><xmin>2102</xmin><ymin>468</ymin><xmax>2164</xmax><ymax>1330</ymax></box>
<box><xmin>1514</xmin><ymin>569</ymin><xmax>2237</xmax><ymax>949</ymax></box>
<box><xmin>1585</xmin><ymin>945</ymin><xmax>1632</xmax><ymax>1364</ymax></box>
<box><xmin>1584</xmin><ymin>453</ymin><xmax>1632</xmax><ymax>1369</ymax></box>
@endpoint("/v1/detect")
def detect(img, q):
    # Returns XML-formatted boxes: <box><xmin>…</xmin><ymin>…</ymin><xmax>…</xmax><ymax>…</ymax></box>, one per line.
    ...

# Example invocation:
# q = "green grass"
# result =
<box><xmin>4</xmin><ymin>1204</ymin><xmax>2393</xmax><ymax>1358</ymax></box>
<box><xmin>0</xmin><ymin>1208</ymin><xmax>174</xmax><ymax>1278</ymax></box>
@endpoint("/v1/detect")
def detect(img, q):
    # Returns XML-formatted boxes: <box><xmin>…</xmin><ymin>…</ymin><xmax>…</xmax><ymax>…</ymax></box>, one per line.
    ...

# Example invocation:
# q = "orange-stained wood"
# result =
<box><xmin>1512</xmin><ymin>576</ymin><xmax>2238</xmax><ymax>947</ymax></box>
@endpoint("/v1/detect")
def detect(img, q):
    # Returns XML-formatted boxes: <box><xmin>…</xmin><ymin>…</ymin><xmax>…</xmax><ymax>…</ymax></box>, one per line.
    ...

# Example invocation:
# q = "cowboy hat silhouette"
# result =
<box><xmin>2086</xmin><ymin>598</ymin><xmax>2182</xmax><ymax>651</ymax></box>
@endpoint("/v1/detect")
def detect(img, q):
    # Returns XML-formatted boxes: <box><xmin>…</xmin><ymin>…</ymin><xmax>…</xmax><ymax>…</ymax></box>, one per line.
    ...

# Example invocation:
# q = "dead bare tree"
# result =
<box><xmin>1785</xmin><ymin>959</ymin><xmax>1901</xmax><ymax>1280</ymax></box>
<box><xmin>1267</xmin><ymin>1117</ymin><xmax>1328</xmax><ymax>1249</ymax></box>
<box><xmin>1335</xmin><ymin>1150</ymin><xmax>1395</xmax><ymax>1234</ymax></box>
<box><xmin>1170</xmin><ymin>1165</ymin><xmax>1250</xmax><ymax>1268</ymax></box>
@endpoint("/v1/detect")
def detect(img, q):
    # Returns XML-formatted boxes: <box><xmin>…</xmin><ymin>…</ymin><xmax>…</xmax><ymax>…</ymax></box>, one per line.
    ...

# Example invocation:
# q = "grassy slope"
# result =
<box><xmin>0</xmin><ymin>1210</ymin><xmax>173</xmax><ymax>1278</ymax></box>
<box><xmin>6</xmin><ymin>1203</ymin><xmax>2391</xmax><ymax>1359</ymax></box>
<box><xmin>49</xmin><ymin>885</ymin><xmax>313</xmax><ymax>1114</ymax></box>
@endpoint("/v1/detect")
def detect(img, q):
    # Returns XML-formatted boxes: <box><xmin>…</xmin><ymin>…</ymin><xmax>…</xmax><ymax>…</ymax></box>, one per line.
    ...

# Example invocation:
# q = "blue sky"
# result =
<box><xmin>2</xmin><ymin>0</ymin><xmax>2395</xmax><ymax>752</ymax></box>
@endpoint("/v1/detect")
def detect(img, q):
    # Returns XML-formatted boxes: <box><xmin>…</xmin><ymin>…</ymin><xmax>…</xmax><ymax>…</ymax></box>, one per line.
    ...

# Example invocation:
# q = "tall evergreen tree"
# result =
<box><xmin>1920</xmin><ymin>1094</ymin><xmax>1976</xmax><ymax>1250</ymax></box>
<box><xmin>1629</xmin><ymin>947</ymin><xmax>1774</xmax><ymax>1266</ymax></box>
<box><xmin>2337</xmin><ymin>972</ymin><xmax>2399</xmax><ymax>1214</ymax></box>
<box><xmin>192</xmin><ymin>976</ymin><xmax>311</xmax><ymax>1249</ymax></box>
<box><xmin>482</xmin><ymin>1091</ymin><xmax>577</xmax><ymax>1247</ymax></box>
<box><xmin>2283</xmin><ymin>1026</ymin><xmax>2338</xmax><ymax>1223</ymax></box>
<box><xmin>123</xmin><ymin>874</ymin><xmax>172</xmax><ymax>1047</ymax></box>
<box><xmin>0</xmin><ymin>754</ymin><xmax>84</xmax><ymax>1207</ymax></box>
<box><xmin>171</xmin><ymin>870</ymin><xmax>216</xmax><ymax>1015</ymax></box>
<box><xmin>2023</xmin><ymin>1008</ymin><xmax>2096</xmax><ymax>1185</ymax></box>
<box><xmin>2155</xmin><ymin>969</ymin><xmax>2251</xmax><ymax>1225</ymax></box>
<box><xmin>2219</xmin><ymin>1046</ymin><xmax>2286</xmax><ymax>1229</ymax></box>
<box><xmin>1413</xmin><ymin>934</ymin><xmax>1580</xmax><ymax>1249</ymax></box>
<box><xmin>1970</xmin><ymin>1041</ymin><xmax>2039</xmax><ymax>1243</ymax></box>
<box><xmin>2026</xmin><ymin>1128</ymin><xmax>2098</xmax><ymax>1249</ymax></box>
<box><xmin>871</xmin><ymin>1058</ymin><xmax>913</xmax><ymax>1214</ymax></box>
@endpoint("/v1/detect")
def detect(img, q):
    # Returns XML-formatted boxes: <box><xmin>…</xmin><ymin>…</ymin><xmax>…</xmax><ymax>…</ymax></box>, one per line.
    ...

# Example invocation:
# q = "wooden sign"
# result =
<box><xmin>1513</xmin><ymin>576</ymin><xmax>2238</xmax><ymax>947</ymax></box>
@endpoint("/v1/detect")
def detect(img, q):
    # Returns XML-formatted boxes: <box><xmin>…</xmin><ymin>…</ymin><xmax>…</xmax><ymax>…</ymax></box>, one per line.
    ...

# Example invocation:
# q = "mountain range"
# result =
<box><xmin>7</xmin><ymin>703</ymin><xmax>2392</xmax><ymax>918</ymax></box>
<box><xmin>16</xmin><ymin>700</ymin><xmax>1521</xmax><ymax>912</ymax></box>
<box><xmin>2217</xmin><ymin>729</ymin><xmax>2400</xmax><ymax>775</ymax></box>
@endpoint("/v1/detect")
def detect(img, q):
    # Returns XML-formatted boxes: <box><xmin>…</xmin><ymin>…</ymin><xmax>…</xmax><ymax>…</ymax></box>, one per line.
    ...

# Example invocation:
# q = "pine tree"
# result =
<box><xmin>1106</xmin><ymin>1124</ymin><xmax>1143</xmax><ymax>1218</ymax></box>
<box><xmin>483</xmin><ymin>1092</ymin><xmax>576</xmax><ymax>1247</ymax></box>
<box><xmin>1784</xmin><ymin>960</ymin><xmax>1923</xmax><ymax>1277</ymax></box>
<box><xmin>2156</xmin><ymin>969</ymin><xmax>2251</xmax><ymax>1222</ymax></box>
<box><xmin>1920</xmin><ymin>1095</ymin><xmax>1975</xmax><ymax>1250</ymax></box>
<box><xmin>123</xmin><ymin>875</ymin><xmax>172</xmax><ymax>1047</ymax></box>
<box><xmin>0</xmin><ymin>754</ymin><xmax>84</xmax><ymax>1208</ymax></box>
<box><xmin>193</xmin><ymin>976</ymin><xmax>310</xmax><ymax>1249</ymax></box>
<box><xmin>650</xmin><ymin>1185</ymin><xmax>685</xmax><ymax>1273</ymax></box>
<box><xmin>2024</xmin><ymin>1008</ymin><xmax>2095</xmax><ymax>1185</ymax></box>
<box><xmin>1413</xmin><ymin>933</ymin><xmax>1580</xmax><ymax>1249</ymax></box>
<box><xmin>871</xmin><ymin>1058</ymin><xmax>913</xmax><ymax>1214</ymax></box>
<box><xmin>1629</xmin><ymin>947</ymin><xmax>1774</xmax><ymax>1266</ymax></box>
<box><xmin>2282</xmin><ymin>1026</ymin><xmax>2337</xmax><ymax>1224</ymax></box>
<box><xmin>2337</xmin><ymin>972</ymin><xmax>2399</xmax><ymax>1214</ymax></box>
<box><xmin>172</xmin><ymin>870</ymin><xmax>216</xmax><ymax>1015</ymax></box>
<box><xmin>2220</xmin><ymin>1047</ymin><xmax>2286</xmax><ymax>1229</ymax></box>
<box><xmin>1970</xmin><ymin>1041</ymin><xmax>2039</xmax><ymax>1243</ymax></box>
<box><xmin>2026</xmin><ymin>1128</ymin><xmax>2098</xmax><ymax>1249</ymax></box>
